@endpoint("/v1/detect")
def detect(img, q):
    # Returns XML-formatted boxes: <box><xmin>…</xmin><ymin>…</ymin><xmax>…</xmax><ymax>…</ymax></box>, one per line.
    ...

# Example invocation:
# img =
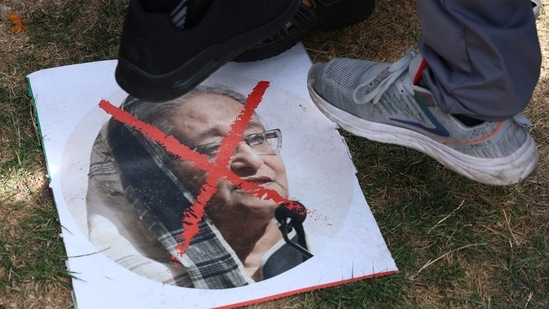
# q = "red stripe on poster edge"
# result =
<box><xmin>213</xmin><ymin>270</ymin><xmax>398</xmax><ymax>309</ymax></box>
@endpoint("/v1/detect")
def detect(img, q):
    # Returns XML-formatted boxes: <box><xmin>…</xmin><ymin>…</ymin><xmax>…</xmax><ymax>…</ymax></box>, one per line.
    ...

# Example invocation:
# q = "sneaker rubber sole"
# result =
<box><xmin>308</xmin><ymin>79</ymin><xmax>539</xmax><ymax>186</ymax></box>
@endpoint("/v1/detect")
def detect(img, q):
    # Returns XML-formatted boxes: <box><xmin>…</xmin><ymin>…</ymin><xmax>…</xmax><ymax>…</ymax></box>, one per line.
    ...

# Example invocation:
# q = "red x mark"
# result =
<box><xmin>99</xmin><ymin>81</ymin><xmax>290</xmax><ymax>257</ymax></box>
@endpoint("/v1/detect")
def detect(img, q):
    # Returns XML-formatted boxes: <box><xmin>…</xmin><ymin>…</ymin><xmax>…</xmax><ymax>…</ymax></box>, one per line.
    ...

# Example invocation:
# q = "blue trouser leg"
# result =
<box><xmin>417</xmin><ymin>0</ymin><xmax>541</xmax><ymax>121</ymax></box>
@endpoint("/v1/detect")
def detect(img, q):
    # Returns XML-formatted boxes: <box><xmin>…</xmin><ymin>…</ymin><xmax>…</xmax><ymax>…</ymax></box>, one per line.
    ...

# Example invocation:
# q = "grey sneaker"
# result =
<box><xmin>307</xmin><ymin>51</ymin><xmax>539</xmax><ymax>185</ymax></box>
<box><xmin>532</xmin><ymin>0</ymin><xmax>541</xmax><ymax>18</ymax></box>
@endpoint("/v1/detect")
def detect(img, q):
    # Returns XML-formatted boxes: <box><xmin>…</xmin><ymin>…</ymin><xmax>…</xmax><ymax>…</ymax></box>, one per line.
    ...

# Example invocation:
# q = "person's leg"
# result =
<box><xmin>307</xmin><ymin>0</ymin><xmax>541</xmax><ymax>185</ymax></box>
<box><xmin>417</xmin><ymin>0</ymin><xmax>541</xmax><ymax>122</ymax></box>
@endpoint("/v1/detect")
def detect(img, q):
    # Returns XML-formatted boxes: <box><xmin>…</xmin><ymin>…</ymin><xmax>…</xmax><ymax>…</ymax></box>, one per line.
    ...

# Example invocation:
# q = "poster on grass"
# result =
<box><xmin>27</xmin><ymin>44</ymin><xmax>397</xmax><ymax>309</ymax></box>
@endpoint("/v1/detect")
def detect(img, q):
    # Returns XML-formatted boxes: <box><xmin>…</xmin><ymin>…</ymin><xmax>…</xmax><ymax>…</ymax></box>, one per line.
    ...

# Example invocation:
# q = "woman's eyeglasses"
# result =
<box><xmin>192</xmin><ymin>129</ymin><xmax>282</xmax><ymax>159</ymax></box>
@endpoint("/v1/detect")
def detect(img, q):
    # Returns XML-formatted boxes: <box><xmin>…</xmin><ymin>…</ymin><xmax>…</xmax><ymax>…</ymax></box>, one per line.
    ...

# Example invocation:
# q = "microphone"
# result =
<box><xmin>275</xmin><ymin>201</ymin><xmax>313</xmax><ymax>259</ymax></box>
<box><xmin>275</xmin><ymin>200</ymin><xmax>307</xmax><ymax>227</ymax></box>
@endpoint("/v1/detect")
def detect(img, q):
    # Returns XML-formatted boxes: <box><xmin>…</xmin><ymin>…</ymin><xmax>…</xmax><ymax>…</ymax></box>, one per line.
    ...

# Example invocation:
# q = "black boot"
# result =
<box><xmin>235</xmin><ymin>0</ymin><xmax>376</xmax><ymax>62</ymax></box>
<box><xmin>115</xmin><ymin>0</ymin><xmax>301</xmax><ymax>102</ymax></box>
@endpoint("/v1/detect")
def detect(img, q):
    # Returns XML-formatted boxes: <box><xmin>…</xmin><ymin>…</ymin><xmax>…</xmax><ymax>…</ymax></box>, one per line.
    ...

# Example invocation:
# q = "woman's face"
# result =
<box><xmin>168</xmin><ymin>93</ymin><xmax>289</xmax><ymax>223</ymax></box>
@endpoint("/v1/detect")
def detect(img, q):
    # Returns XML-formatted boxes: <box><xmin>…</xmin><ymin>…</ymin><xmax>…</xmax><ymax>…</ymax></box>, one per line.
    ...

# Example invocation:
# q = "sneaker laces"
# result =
<box><xmin>349</xmin><ymin>50</ymin><xmax>534</xmax><ymax>129</ymax></box>
<box><xmin>352</xmin><ymin>50</ymin><xmax>417</xmax><ymax>105</ymax></box>
<box><xmin>513</xmin><ymin>112</ymin><xmax>532</xmax><ymax>127</ymax></box>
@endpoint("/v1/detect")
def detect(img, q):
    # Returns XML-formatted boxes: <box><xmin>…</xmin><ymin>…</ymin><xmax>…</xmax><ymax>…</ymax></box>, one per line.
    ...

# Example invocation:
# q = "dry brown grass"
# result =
<box><xmin>0</xmin><ymin>0</ymin><xmax>548</xmax><ymax>308</ymax></box>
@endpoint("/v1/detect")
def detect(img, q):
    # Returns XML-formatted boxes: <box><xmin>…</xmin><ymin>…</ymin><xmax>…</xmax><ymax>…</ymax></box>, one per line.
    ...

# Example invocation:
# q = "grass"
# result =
<box><xmin>1</xmin><ymin>0</ymin><xmax>548</xmax><ymax>308</ymax></box>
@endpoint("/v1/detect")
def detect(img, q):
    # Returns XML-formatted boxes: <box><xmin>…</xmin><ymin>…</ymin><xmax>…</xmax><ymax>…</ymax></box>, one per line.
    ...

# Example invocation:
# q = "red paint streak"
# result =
<box><xmin>99</xmin><ymin>81</ymin><xmax>291</xmax><ymax>257</ymax></box>
<box><xmin>176</xmin><ymin>81</ymin><xmax>281</xmax><ymax>255</ymax></box>
<box><xmin>279</xmin><ymin>201</ymin><xmax>307</xmax><ymax>218</ymax></box>
<box><xmin>215</xmin><ymin>81</ymin><xmax>270</xmax><ymax>165</ymax></box>
<box><xmin>287</xmin><ymin>201</ymin><xmax>306</xmax><ymax>214</ymax></box>
<box><xmin>224</xmin><ymin>167</ymin><xmax>287</xmax><ymax>204</ymax></box>
<box><xmin>98</xmin><ymin>99</ymin><xmax>211</xmax><ymax>171</ymax></box>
